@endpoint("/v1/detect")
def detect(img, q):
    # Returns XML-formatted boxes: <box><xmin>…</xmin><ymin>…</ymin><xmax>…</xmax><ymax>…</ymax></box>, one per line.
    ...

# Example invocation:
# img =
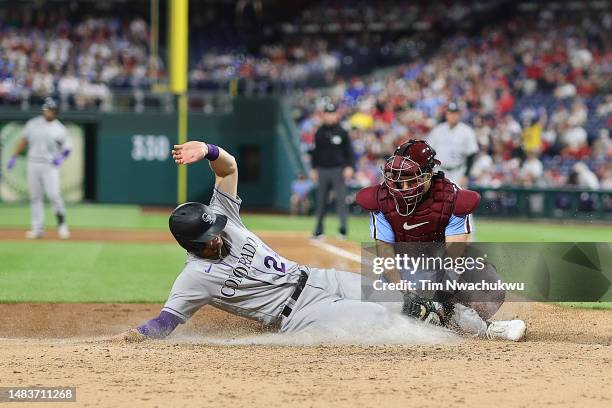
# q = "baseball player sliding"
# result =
<box><xmin>6</xmin><ymin>98</ymin><xmax>71</xmax><ymax>239</ymax></box>
<box><xmin>113</xmin><ymin>140</ymin><xmax>525</xmax><ymax>343</ymax></box>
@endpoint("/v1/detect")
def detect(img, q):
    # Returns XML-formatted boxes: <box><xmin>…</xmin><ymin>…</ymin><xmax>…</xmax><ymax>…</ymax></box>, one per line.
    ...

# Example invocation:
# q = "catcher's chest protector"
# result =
<box><xmin>375</xmin><ymin>177</ymin><xmax>455</xmax><ymax>242</ymax></box>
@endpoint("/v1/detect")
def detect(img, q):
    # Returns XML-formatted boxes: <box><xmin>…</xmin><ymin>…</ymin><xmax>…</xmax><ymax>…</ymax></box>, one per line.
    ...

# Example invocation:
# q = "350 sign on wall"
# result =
<box><xmin>131</xmin><ymin>135</ymin><xmax>170</xmax><ymax>161</ymax></box>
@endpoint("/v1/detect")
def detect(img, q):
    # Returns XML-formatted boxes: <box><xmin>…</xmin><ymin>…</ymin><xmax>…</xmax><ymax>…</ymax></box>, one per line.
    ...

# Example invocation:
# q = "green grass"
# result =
<box><xmin>0</xmin><ymin>241</ymin><xmax>184</xmax><ymax>302</ymax></box>
<box><xmin>1</xmin><ymin>203</ymin><xmax>610</xmax><ymax>242</ymax></box>
<box><xmin>560</xmin><ymin>302</ymin><xmax>612</xmax><ymax>310</ymax></box>
<box><xmin>0</xmin><ymin>203</ymin><xmax>168</xmax><ymax>230</ymax></box>
<box><xmin>0</xmin><ymin>203</ymin><xmax>610</xmax><ymax>303</ymax></box>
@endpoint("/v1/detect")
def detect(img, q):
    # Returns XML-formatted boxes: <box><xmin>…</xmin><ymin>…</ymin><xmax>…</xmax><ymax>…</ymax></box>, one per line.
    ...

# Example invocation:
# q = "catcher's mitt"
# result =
<box><xmin>402</xmin><ymin>292</ymin><xmax>454</xmax><ymax>326</ymax></box>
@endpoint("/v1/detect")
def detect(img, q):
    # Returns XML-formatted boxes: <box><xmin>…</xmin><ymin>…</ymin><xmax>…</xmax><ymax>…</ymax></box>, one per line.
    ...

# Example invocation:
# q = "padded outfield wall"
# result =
<box><xmin>0</xmin><ymin>97</ymin><xmax>304</xmax><ymax>210</ymax></box>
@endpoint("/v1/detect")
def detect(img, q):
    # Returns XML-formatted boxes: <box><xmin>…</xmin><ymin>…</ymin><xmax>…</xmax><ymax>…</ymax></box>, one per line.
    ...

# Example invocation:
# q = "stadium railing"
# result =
<box><xmin>0</xmin><ymin>90</ymin><xmax>235</xmax><ymax>115</ymax></box>
<box><xmin>470</xmin><ymin>186</ymin><xmax>612</xmax><ymax>220</ymax></box>
<box><xmin>342</xmin><ymin>186</ymin><xmax>612</xmax><ymax>220</ymax></box>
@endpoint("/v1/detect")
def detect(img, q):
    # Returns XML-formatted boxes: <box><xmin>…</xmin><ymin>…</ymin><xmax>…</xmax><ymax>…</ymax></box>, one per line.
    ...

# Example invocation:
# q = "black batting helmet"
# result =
<box><xmin>169</xmin><ymin>202</ymin><xmax>227</xmax><ymax>253</ymax></box>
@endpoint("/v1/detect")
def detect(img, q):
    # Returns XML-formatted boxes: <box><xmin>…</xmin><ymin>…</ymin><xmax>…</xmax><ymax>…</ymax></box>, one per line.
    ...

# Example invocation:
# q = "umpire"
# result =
<box><xmin>310</xmin><ymin>103</ymin><xmax>354</xmax><ymax>240</ymax></box>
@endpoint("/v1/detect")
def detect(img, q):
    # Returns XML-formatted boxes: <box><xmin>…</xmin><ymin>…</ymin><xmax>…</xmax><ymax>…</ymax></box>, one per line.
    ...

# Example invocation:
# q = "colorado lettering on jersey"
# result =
<box><xmin>221</xmin><ymin>236</ymin><xmax>258</xmax><ymax>297</ymax></box>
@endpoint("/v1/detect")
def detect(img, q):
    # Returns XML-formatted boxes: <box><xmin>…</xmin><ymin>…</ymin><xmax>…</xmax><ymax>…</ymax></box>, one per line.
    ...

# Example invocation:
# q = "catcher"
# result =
<box><xmin>355</xmin><ymin>139</ymin><xmax>526</xmax><ymax>341</ymax></box>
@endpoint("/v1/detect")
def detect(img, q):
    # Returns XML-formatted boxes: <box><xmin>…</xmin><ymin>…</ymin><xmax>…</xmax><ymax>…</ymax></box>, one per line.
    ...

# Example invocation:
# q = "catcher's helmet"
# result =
<box><xmin>42</xmin><ymin>97</ymin><xmax>58</xmax><ymax>111</ymax></box>
<box><xmin>169</xmin><ymin>202</ymin><xmax>227</xmax><ymax>253</ymax></box>
<box><xmin>382</xmin><ymin>139</ymin><xmax>441</xmax><ymax>215</ymax></box>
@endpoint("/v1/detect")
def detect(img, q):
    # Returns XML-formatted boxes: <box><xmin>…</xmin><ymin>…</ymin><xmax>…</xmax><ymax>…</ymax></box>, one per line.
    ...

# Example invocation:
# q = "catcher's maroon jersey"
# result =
<box><xmin>355</xmin><ymin>173</ymin><xmax>480</xmax><ymax>242</ymax></box>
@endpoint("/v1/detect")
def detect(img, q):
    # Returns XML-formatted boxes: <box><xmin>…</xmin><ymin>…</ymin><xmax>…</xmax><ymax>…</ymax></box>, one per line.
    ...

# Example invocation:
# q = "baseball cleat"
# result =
<box><xmin>58</xmin><ymin>224</ymin><xmax>70</xmax><ymax>239</ymax></box>
<box><xmin>310</xmin><ymin>233</ymin><xmax>324</xmax><ymax>240</ymax></box>
<box><xmin>25</xmin><ymin>230</ymin><xmax>43</xmax><ymax>239</ymax></box>
<box><xmin>486</xmin><ymin>319</ymin><xmax>526</xmax><ymax>342</ymax></box>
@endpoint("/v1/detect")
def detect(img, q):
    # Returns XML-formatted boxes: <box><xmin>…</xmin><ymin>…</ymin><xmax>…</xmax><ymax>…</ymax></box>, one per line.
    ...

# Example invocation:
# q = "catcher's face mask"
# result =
<box><xmin>382</xmin><ymin>139</ymin><xmax>440</xmax><ymax>216</ymax></box>
<box><xmin>383</xmin><ymin>156</ymin><xmax>433</xmax><ymax>216</ymax></box>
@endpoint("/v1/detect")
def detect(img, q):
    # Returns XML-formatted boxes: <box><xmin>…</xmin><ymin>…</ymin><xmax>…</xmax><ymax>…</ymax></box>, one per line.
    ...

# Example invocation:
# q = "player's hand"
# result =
<box><xmin>343</xmin><ymin>166</ymin><xmax>354</xmax><ymax>182</ymax></box>
<box><xmin>52</xmin><ymin>157</ymin><xmax>63</xmax><ymax>167</ymax></box>
<box><xmin>109</xmin><ymin>329</ymin><xmax>147</xmax><ymax>344</ymax></box>
<box><xmin>172</xmin><ymin>141</ymin><xmax>207</xmax><ymax>165</ymax></box>
<box><xmin>6</xmin><ymin>156</ymin><xmax>17</xmax><ymax>171</ymax></box>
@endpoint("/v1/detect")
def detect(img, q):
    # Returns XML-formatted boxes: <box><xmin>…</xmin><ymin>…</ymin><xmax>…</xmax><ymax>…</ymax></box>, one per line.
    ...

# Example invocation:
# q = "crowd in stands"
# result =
<box><xmin>294</xmin><ymin>4</ymin><xmax>611</xmax><ymax>190</ymax></box>
<box><xmin>0</xmin><ymin>8</ymin><xmax>161</xmax><ymax>110</ymax></box>
<box><xmin>188</xmin><ymin>0</ymin><xmax>502</xmax><ymax>91</ymax></box>
<box><xmin>189</xmin><ymin>37</ymin><xmax>342</xmax><ymax>91</ymax></box>
<box><xmin>0</xmin><ymin>1</ymin><xmax>609</xmax><ymax>191</ymax></box>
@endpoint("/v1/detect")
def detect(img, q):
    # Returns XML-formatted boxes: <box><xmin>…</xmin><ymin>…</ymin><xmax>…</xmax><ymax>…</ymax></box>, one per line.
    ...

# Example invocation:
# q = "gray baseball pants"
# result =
<box><xmin>280</xmin><ymin>268</ymin><xmax>395</xmax><ymax>333</ymax></box>
<box><xmin>27</xmin><ymin>161</ymin><xmax>65</xmax><ymax>233</ymax></box>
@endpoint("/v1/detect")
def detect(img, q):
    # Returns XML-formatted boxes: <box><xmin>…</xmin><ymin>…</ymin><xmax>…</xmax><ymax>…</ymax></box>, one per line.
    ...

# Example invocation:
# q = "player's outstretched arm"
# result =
<box><xmin>109</xmin><ymin>311</ymin><xmax>183</xmax><ymax>344</ymax></box>
<box><xmin>172</xmin><ymin>141</ymin><xmax>238</xmax><ymax>197</ymax></box>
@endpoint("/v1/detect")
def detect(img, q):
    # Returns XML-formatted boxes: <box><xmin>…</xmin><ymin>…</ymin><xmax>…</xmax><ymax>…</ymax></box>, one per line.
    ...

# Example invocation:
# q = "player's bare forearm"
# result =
<box><xmin>446</xmin><ymin>233</ymin><xmax>470</xmax><ymax>259</ymax></box>
<box><xmin>13</xmin><ymin>137</ymin><xmax>27</xmax><ymax>156</ymax></box>
<box><xmin>375</xmin><ymin>239</ymin><xmax>402</xmax><ymax>284</ymax></box>
<box><xmin>172</xmin><ymin>140</ymin><xmax>238</xmax><ymax>197</ymax></box>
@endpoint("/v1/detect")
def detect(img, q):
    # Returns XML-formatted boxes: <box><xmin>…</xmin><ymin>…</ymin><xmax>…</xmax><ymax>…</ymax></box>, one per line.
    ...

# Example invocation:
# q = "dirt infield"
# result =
<box><xmin>1</xmin><ymin>229</ymin><xmax>611</xmax><ymax>407</ymax></box>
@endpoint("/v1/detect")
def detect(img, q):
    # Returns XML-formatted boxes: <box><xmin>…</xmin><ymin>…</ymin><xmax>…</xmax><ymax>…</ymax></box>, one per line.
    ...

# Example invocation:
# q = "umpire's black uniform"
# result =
<box><xmin>310</xmin><ymin>105</ymin><xmax>354</xmax><ymax>238</ymax></box>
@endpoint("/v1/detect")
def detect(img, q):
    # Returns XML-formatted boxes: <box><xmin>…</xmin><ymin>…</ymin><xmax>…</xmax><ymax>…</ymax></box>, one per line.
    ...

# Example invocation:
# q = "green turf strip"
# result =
<box><xmin>0</xmin><ymin>241</ymin><xmax>183</xmax><ymax>302</ymax></box>
<box><xmin>0</xmin><ymin>204</ymin><xmax>610</xmax><ymax>303</ymax></box>
<box><xmin>1</xmin><ymin>204</ymin><xmax>609</xmax><ymax>241</ymax></box>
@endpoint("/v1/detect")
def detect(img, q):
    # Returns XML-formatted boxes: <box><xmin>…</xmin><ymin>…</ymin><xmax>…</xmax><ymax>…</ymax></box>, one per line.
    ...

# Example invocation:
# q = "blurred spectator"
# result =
<box><xmin>290</xmin><ymin>172</ymin><xmax>314</xmax><ymax>216</ymax></box>
<box><xmin>520</xmin><ymin>151</ymin><xmax>544</xmax><ymax>186</ymax></box>
<box><xmin>569</xmin><ymin>162</ymin><xmax>600</xmax><ymax>190</ymax></box>
<box><xmin>470</xmin><ymin>149</ymin><xmax>495</xmax><ymax>186</ymax></box>
<box><xmin>522</xmin><ymin>117</ymin><xmax>543</xmax><ymax>154</ymax></box>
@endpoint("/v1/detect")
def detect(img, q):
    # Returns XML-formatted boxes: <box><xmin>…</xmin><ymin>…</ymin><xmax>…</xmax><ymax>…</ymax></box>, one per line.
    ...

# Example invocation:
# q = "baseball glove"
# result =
<box><xmin>402</xmin><ymin>292</ymin><xmax>454</xmax><ymax>326</ymax></box>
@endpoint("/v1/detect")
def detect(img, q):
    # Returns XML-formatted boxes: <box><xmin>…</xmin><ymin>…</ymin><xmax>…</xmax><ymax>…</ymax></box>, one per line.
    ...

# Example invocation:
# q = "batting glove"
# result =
<box><xmin>6</xmin><ymin>156</ymin><xmax>17</xmax><ymax>171</ymax></box>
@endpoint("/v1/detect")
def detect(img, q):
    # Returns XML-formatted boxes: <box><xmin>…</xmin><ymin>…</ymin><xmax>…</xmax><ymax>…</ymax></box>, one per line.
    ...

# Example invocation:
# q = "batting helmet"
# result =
<box><xmin>382</xmin><ymin>139</ymin><xmax>441</xmax><ymax>215</ymax></box>
<box><xmin>42</xmin><ymin>97</ymin><xmax>58</xmax><ymax>111</ymax></box>
<box><xmin>169</xmin><ymin>202</ymin><xmax>227</xmax><ymax>253</ymax></box>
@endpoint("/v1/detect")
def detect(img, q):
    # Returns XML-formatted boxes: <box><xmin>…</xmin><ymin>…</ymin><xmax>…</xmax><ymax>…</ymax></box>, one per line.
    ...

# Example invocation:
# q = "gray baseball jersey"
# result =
<box><xmin>427</xmin><ymin>122</ymin><xmax>478</xmax><ymax>185</ymax></box>
<box><xmin>23</xmin><ymin>116</ymin><xmax>71</xmax><ymax>164</ymax></box>
<box><xmin>163</xmin><ymin>187</ymin><xmax>304</xmax><ymax>325</ymax></box>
